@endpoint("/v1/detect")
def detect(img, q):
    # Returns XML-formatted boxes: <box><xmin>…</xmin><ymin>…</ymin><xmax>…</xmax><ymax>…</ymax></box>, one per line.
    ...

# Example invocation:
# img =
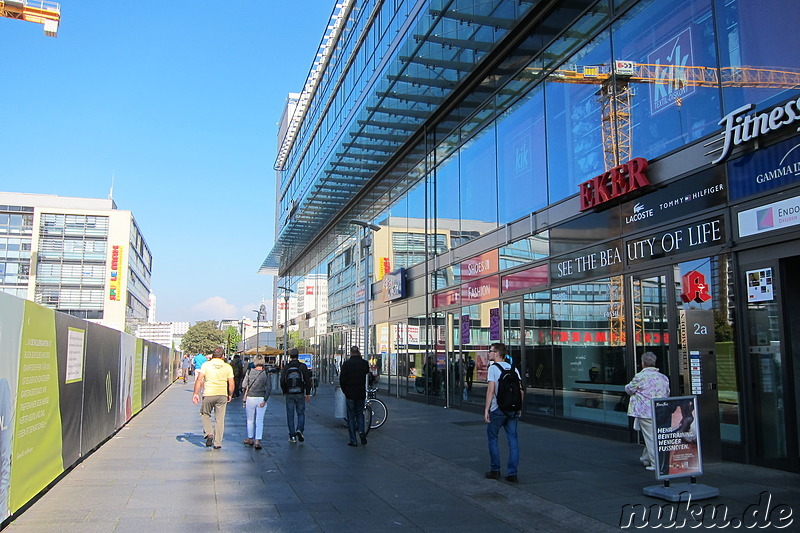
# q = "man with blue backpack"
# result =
<box><xmin>484</xmin><ymin>342</ymin><xmax>524</xmax><ymax>483</ymax></box>
<box><xmin>280</xmin><ymin>348</ymin><xmax>312</xmax><ymax>443</ymax></box>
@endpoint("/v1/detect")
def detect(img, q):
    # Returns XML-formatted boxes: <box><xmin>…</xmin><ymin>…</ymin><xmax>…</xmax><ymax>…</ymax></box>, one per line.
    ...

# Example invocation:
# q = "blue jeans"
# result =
<box><xmin>487</xmin><ymin>409</ymin><xmax>519</xmax><ymax>475</ymax></box>
<box><xmin>345</xmin><ymin>397</ymin><xmax>365</xmax><ymax>444</ymax></box>
<box><xmin>285</xmin><ymin>394</ymin><xmax>305</xmax><ymax>437</ymax></box>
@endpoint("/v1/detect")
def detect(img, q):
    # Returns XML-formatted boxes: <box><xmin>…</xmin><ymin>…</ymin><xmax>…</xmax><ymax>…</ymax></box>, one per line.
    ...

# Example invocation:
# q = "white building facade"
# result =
<box><xmin>0</xmin><ymin>192</ymin><xmax>154</xmax><ymax>333</ymax></box>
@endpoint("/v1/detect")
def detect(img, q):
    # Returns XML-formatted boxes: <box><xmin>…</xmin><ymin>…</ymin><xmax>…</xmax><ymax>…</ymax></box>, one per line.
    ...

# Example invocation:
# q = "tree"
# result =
<box><xmin>225</xmin><ymin>325</ymin><xmax>241</xmax><ymax>355</ymax></box>
<box><xmin>180</xmin><ymin>321</ymin><xmax>225</xmax><ymax>355</ymax></box>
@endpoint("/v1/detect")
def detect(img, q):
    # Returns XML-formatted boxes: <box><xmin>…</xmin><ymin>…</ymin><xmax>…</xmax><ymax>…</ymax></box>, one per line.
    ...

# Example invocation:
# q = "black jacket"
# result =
<box><xmin>280</xmin><ymin>360</ymin><xmax>312</xmax><ymax>395</ymax></box>
<box><xmin>339</xmin><ymin>355</ymin><xmax>371</xmax><ymax>400</ymax></box>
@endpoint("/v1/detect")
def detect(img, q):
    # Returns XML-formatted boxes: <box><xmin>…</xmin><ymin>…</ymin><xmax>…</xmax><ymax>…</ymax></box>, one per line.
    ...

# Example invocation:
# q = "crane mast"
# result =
<box><xmin>0</xmin><ymin>0</ymin><xmax>60</xmax><ymax>37</ymax></box>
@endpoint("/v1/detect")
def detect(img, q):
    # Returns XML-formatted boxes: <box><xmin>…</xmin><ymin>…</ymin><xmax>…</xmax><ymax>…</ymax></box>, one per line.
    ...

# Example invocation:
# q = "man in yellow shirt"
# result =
<box><xmin>192</xmin><ymin>346</ymin><xmax>235</xmax><ymax>449</ymax></box>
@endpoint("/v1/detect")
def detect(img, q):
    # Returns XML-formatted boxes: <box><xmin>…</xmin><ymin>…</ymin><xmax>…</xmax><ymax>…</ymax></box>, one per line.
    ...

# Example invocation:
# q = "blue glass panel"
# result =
<box><xmin>546</xmin><ymin>32</ymin><xmax>612</xmax><ymax>203</ymax></box>
<box><xmin>612</xmin><ymin>0</ymin><xmax>721</xmax><ymax>161</ymax></box>
<box><xmin>497</xmin><ymin>87</ymin><xmax>548</xmax><ymax>223</ymax></box>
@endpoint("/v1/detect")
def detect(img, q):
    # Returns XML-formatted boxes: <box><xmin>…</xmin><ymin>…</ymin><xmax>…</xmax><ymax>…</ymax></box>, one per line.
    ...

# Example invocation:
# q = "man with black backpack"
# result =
<box><xmin>280</xmin><ymin>348</ymin><xmax>312</xmax><ymax>443</ymax></box>
<box><xmin>484</xmin><ymin>342</ymin><xmax>524</xmax><ymax>483</ymax></box>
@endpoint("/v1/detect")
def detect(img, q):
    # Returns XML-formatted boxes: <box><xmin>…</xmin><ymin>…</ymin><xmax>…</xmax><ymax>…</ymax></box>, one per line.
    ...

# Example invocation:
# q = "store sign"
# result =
<box><xmin>501</xmin><ymin>264</ymin><xmax>548</xmax><ymax>293</ymax></box>
<box><xmin>108</xmin><ymin>245</ymin><xmax>123</xmax><ymax>301</ymax></box>
<box><xmin>620</xmin><ymin>168</ymin><xmax>726</xmax><ymax>232</ymax></box>
<box><xmin>625</xmin><ymin>215</ymin><xmax>726</xmax><ymax>265</ymax></box>
<box><xmin>739</xmin><ymin>193</ymin><xmax>800</xmax><ymax>237</ymax></box>
<box><xmin>378</xmin><ymin>257</ymin><xmax>391</xmax><ymax>279</ymax></box>
<box><xmin>460</xmin><ymin>249</ymin><xmax>498</xmax><ymax>282</ymax></box>
<box><xmin>461</xmin><ymin>315</ymin><xmax>471</xmax><ymax>344</ymax></box>
<box><xmin>728</xmin><ymin>135</ymin><xmax>800</xmax><ymax>200</ymax></box>
<box><xmin>708</xmin><ymin>97</ymin><xmax>800</xmax><ymax>164</ymax></box>
<box><xmin>383</xmin><ymin>268</ymin><xmax>406</xmax><ymax>302</ymax></box>
<box><xmin>579</xmin><ymin>157</ymin><xmax>650</xmax><ymax>211</ymax></box>
<box><xmin>681</xmin><ymin>270</ymin><xmax>712</xmax><ymax>303</ymax></box>
<box><xmin>489</xmin><ymin>308</ymin><xmax>500</xmax><ymax>341</ymax></box>
<box><xmin>551</xmin><ymin>240</ymin><xmax>624</xmax><ymax>283</ymax></box>
<box><xmin>432</xmin><ymin>288</ymin><xmax>460</xmax><ymax>308</ymax></box>
<box><xmin>460</xmin><ymin>276</ymin><xmax>499</xmax><ymax>304</ymax></box>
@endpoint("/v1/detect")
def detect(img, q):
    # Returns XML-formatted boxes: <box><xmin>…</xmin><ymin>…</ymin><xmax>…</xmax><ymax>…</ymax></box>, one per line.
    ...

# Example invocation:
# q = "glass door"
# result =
<box><xmin>629</xmin><ymin>272</ymin><xmax>672</xmax><ymax>378</ymax></box>
<box><xmin>740</xmin><ymin>254</ymin><xmax>798</xmax><ymax>470</ymax></box>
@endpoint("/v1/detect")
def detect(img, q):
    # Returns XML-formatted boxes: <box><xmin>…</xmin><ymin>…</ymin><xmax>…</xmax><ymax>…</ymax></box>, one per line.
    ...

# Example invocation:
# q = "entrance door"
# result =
<box><xmin>628</xmin><ymin>272</ymin><xmax>673</xmax><ymax>379</ymax></box>
<box><xmin>740</xmin><ymin>253</ymin><xmax>799</xmax><ymax>471</ymax></box>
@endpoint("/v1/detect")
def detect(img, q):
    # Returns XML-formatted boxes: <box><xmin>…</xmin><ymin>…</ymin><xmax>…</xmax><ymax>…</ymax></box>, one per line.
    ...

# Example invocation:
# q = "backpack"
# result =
<box><xmin>493</xmin><ymin>362</ymin><xmax>522</xmax><ymax>415</ymax></box>
<box><xmin>285</xmin><ymin>365</ymin><xmax>305</xmax><ymax>394</ymax></box>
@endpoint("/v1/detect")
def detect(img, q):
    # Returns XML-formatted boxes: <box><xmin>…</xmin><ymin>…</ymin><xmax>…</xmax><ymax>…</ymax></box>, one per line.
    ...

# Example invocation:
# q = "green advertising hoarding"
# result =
<box><xmin>10</xmin><ymin>302</ymin><xmax>64</xmax><ymax>513</ymax></box>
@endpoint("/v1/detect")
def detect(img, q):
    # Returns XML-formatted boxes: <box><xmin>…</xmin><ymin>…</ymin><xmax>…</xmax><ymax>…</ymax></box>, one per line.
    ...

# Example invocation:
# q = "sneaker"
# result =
<box><xmin>347</xmin><ymin>442</ymin><xmax>358</xmax><ymax>447</ymax></box>
<box><xmin>205</xmin><ymin>434</ymin><xmax>213</xmax><ymax>447</ymax></box>
<box><xmin>505</xmin><ymin>475</ymin><xmax>519</xmax><ymax>483</ymax></box>
<box><xmin>289</xmin><ymin>436</ymin><xmax>297</xmax><ymax>443</ymax></box>
<box><xmin>645</xmin><ymin>465</ymin><xmax>655</xmax><ymax>471</ymax></box>
<box><xmin>359</xmin><ymin>433</ymin><xmax>367</xmax><ymax>445</ymax></box>
<box><xmin>485</xmin><ymin>471</ymin><xmax>500</xmax><ymax>480</ymax></box>
<box><xmin>213</xmin><ymin>445</ymin><xmax>221</xmax><ymax>449</ymax></box>
<box><xmin>296</xmin><ymin>431</ymin><xmax>304</xmax><ymax>442</ymax></box>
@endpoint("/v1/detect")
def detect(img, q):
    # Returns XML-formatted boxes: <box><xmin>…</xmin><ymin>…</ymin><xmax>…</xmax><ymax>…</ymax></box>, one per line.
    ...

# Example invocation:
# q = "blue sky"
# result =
<box><xmin>0</xmin><ymin>1</ymin><xmax>334</xmax><ymax>323</ymax></box>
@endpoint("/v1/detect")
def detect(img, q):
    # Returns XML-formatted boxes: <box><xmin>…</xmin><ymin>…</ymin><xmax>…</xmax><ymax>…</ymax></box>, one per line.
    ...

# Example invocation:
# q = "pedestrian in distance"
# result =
<box><xmin>484</xmin><ymin>342</ymin><xmax>524</xmax><ymax>483</ymax></box>
<box><xmin>231</xmin><ymin>354</ymin><xmax>244</xmax><ymax>398</ymax></box>
<box><xmin>339</xmin><ymin>345</ymin><xmax>372</xmax><ymax>447</ymax></box>
<box><xmin>193</xmin><ymin>352</ymin><xmax>209</xmax><ymax>381</ymax></box>
<box><xmin>180</xmin><ymin>354</ymin><xmax>191</xmax><ymax>383</ymax></box>
<box><xmin>242</xmin><ymin>355</ymin><xmax>271</xmax><ymax>450</ymax></box>
<box><xmin>625</xmin><ymin>351</ymin><xmax>670</xmax><ymax>471</ymax></box>
<box><xmin>192</xmin><ymin>346</ymin><xmax>234</xmax><ymax>449</ymax></box>
<box><xmin>280</xmin><ymin>348</ymin><xmax>312</xmax><ymax>443</ymax></box>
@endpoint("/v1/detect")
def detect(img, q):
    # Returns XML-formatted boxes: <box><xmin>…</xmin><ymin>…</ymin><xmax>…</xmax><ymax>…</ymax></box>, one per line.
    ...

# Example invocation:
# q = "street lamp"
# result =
<box><xmin>350</xmin><ymin>219</ymin><xmax>380</xmax><ymax>359</ymax></box>
<box><xmin>277</xmin><ymin>284</ymin><xmax>295</xmax><ymax>364</ymax></box>
<box><xmin>252</xmin><ymin>304</ymin><xmax>266</xmax><ymax>356</ymax></box>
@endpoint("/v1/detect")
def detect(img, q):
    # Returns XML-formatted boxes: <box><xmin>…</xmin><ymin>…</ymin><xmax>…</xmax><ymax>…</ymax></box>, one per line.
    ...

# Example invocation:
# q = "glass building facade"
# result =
<box><xmin>266</xmin><ymin>0</ymin><xmax>800</xmax><ymax>472</ymax></box>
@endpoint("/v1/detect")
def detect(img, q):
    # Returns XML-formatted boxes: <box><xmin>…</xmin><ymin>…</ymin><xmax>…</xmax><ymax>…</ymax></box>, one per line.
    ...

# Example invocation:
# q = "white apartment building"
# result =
<box><xmin>0</xmin><ymin>192</ymin><xmax>153</xmax><ymax>333</ymax></box>
<box><xmin>136</xmin><ymin>321</ymin><xmax>189</xmax><ymax>349</ymax></box>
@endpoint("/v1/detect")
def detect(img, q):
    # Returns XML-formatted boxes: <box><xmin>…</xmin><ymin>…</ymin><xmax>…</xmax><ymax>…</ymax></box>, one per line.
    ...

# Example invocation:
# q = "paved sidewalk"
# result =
<box><xmin>4</xmin><ymin>381</ymin><xmax>798</xmax><ymax>532</ymax></box>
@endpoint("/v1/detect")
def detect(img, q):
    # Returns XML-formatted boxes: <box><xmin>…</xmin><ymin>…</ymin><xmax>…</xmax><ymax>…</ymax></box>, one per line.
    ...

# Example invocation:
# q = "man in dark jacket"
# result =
<box><xmin>280</xmin><ymin>348</ymin><xmax>312</xmax><ymax>443</ymax></box>
<box><xmin>339</xmin><ymin>345</ymin><xmax>372</xmax><ymax>446</ymax></box>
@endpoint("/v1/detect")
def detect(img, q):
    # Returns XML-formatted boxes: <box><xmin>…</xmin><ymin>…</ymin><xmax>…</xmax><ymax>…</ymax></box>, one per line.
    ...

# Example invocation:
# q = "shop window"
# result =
<box><xmin>551</xmin><ymin>279</ymin><xmax>629</xmax><ymax>426</ymax></box>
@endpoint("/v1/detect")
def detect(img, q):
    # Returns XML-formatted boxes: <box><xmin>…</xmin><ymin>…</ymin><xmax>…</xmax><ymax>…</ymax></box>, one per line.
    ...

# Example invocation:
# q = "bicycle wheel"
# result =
<box><xmin>363</xmin><ymin>403</ymin><xmax>373</xmax><ymax>436</ymax></box>
<box><xmin>367</xmin><ymin>399</ymin><xmax>387</xmax><ymax>429</ymax></box>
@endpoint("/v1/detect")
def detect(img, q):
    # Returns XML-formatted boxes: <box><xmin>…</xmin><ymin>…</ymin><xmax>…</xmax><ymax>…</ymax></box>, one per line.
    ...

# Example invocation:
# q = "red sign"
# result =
<box><xmin>579</xmin><ymin>157</ymin><xmax>650</xmax><ymax>211</ymax></box>
<box><xmin>432</xmin><ymin>289</ymin><xmax>460</xmax><ymax>309</ymax></box>
<box><xmin>306</xmin><ymin>286</ymin><xmax>314</xmax><ymax>295</ymax></box>
<box><xmin>681</xmin><ymin>270</ymin><xmax>711</xmax><ymax>303</ymax></box>
<box><xmin>461</xmin><ymin>276</ymin><xmax>499</xmax><ymax>304</ymax></box>
<box><xmin>460</xmin><ymin>249</ymin><xmax>499</xmax><ymax>282</ymax></box>
<box><xmin>501</xmin><ymin>264</ymin><xmax>548</xmax><ymax>293</ymax></box>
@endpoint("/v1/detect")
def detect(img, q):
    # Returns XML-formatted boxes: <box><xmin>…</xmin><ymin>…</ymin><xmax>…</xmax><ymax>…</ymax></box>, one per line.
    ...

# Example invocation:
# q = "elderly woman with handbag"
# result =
<box><xmin>625</xmin><ymin>352</ymin><xmax>669</xmax><ymax>471</ymax></box>
<box><xmin>242</xmin><ymin>355</ymin><xmax>272</xmax><ymax>449</ymax></box>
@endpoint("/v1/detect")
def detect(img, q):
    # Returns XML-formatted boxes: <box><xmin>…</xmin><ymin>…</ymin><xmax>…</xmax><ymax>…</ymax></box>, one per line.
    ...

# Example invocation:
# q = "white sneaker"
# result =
<box><xmin>289</xmin><ymin>436</ymin><xmax>297</xmax><ymax>443</ymax></box>
<box><xmin>645</xmin><ymin>465</ymin><xmax>655</xmax><ymax>471</ymax></box>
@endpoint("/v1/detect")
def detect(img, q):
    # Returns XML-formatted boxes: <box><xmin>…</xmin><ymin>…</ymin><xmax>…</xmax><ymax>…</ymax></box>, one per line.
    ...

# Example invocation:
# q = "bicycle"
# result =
<box><xmin>363</xmin><ymin>387</ymin><xmax>387</xmax><ymax>436</ymax></box>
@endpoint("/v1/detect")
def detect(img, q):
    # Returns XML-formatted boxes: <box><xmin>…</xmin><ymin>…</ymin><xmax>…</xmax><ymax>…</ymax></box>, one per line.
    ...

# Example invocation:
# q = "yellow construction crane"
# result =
<box><xmin>0</xmin><ymin>0</ymin><xmax>60</xmax><ymax>37</ymax></box>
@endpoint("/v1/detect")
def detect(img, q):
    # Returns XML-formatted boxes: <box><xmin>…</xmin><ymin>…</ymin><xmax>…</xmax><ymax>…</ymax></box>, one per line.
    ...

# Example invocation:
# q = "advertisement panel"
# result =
<box><xmin>54</xmin><ymin>313</ymin><xmax>87</xmax><ymax>470</ymax></box>
<box><xmin>0</xmin><ymin>292</ymin><xmax>23</xmax><ymax>520</ymax></box>
<box><xmin>118</xmin><ymin>334</ymin><xmax>136</xmax><ymax>427</ymax></box>
<box><xmin>738</xmin><ymin>193</ymin><xmax>800</xmax><ymax>238</ymax></box>
<box><xmin>10</xmin><ymin>301</ymin><xmax>64</xmax><ymax>513</ymax></box>
<box><xmin>728</xmin><ymin>134</ymin><xmax>800</xmax><ymax>199</ymax></box>
<box><xmin>131</xmin><ymin>337</ymin><xmax>143</xmax><ymax>415</ymax></box>
<box><xmin>81</xmin><ymin>323</ymin><xmax>121</xmax><ymax>453</ymax></box>
<box><xmin>652</xmin><ymin>395</ymin><xmax>703</xmax><ymax>480</ymax></box>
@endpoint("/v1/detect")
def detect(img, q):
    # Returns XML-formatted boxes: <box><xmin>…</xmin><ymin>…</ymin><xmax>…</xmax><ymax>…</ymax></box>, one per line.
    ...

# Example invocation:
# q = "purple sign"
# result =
<box><xmin>461</xmin><ymin>315</ymin><xmax>471</xmax><ymax>345</ymax></box>
<box><xmin>489</xmin><ymin>308</ymin><xmax>500</xmax><ymax>341</ymax></box>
